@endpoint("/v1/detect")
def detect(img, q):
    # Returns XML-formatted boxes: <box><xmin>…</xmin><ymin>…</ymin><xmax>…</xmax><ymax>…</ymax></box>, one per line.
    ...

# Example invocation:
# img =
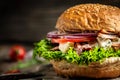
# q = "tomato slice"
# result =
<box><xmin>51</xmin><ymin>37</ymin><xmax>96</xmax><ymax>43</ymax></box>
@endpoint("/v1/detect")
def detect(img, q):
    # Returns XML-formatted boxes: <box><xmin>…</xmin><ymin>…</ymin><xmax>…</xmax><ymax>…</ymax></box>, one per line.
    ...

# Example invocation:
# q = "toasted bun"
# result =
<box><xmin>56</xmin><ymin>4</ymin><xmax>120</xmax><ymax>33</ymax></box>
<box><xmin>50</xmin><ymin>57</ymin><xmax>120</xmax><ymax>78</ymax></box>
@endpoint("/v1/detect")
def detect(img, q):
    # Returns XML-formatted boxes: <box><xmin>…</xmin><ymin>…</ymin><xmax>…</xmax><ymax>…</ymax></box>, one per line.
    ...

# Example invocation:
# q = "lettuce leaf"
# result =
<box><xmin>33</xmin><ymin>39</ymin><xmax>64</xmax><ymax>60</ymax></box>
<box><xmin>33</xmin><ymin>39</ymin><xmax>120</xmax><ymax>65</ymax></box>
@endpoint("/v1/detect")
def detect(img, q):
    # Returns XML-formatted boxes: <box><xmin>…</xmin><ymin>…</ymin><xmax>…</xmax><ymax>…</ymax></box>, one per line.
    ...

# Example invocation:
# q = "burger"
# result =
<box><xmin>33</xmin><ymin>3</ymin><xmax>120</xmax><ymax>78</ymax></box>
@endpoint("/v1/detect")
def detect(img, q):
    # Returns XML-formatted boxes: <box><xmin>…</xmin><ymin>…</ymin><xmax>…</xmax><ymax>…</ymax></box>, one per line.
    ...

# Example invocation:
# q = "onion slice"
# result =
<box><xmin>69</xmin><ymin>33</ymin><xmax>97</xmax><ymax>36</ymax></box>
<box><xmin>47</xmin><ymin>30</ymin><xmax>67</xmax><ymax>38</ymax></box>
<box><xmin>61</xmin><ymin>35</ymin><xmax>96</xmax><ymax>39</ymax></box>
<box><xmin>98</xmin><ymin>33</ymin><xmax>118</xmax><ymax>39</ymax></box>
<box><xmin>47</xmin><ymin>30</ymin><xmax>97</xmax><ymax>38</ymax></box>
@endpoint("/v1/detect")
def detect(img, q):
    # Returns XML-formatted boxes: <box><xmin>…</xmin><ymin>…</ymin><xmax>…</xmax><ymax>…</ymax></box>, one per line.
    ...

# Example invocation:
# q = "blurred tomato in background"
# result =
<box><xmin>9</xmin><ymin>45</ymin><xmax>26</xmax><ymax>61</ymax></box>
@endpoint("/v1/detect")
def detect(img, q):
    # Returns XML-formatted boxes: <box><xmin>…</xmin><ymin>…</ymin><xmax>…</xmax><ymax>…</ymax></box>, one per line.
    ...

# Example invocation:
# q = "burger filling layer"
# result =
<box><xmin>33</xmin><ymin>30</ymin><xmax>120</xmax><ymax>65</ymax></box>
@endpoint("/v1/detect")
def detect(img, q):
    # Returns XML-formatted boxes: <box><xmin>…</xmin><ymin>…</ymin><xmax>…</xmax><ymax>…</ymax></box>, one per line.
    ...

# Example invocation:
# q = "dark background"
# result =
<box><xmin>0</xmin><ymin>0</ymin><xmax>120</xmax><ymax>43</ymax></box>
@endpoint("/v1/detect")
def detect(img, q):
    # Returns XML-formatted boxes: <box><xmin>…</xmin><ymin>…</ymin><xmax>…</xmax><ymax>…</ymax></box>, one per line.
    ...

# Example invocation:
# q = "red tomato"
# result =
<box><xmin>51</xmin><ymin>37</ymin><xmax>96</xmax><ymax>43</ymax></box>
<box><xmin>9</xmin><ymin>45</ymin><xmax>26</xmax><ymax>61</ymax></box>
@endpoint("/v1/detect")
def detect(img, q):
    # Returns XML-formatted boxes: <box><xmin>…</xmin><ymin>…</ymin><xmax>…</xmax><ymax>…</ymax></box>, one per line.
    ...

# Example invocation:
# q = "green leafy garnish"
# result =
<box><xmin>65</xmin><ymin>47</ymin><xmax>80</xmax><ymax>64</ymax></box>
<box><xmin>79</xmin><ymin>46</ymin><xmax>118</xmax><ymax>64</ymax></box>
<box><xmin>33</xmin><ymin>39</ymin><xmax>120</xmax><ymax>65</ymax></box>
<box><xmin>33</xmin><ymin>39</ymin><xmax>64</xmax><ymax>60</ymax></box>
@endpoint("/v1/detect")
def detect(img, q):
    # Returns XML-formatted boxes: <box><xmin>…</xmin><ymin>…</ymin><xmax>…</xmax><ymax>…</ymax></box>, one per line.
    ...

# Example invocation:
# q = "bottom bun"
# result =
<box><xmin>50</xmin><ymin>59</ymin><xmax>120</xmax><ymax>78</ymax></box>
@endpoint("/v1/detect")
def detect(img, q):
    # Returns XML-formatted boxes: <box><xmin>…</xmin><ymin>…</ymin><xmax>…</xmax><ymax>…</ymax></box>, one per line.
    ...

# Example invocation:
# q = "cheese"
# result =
<box><xmin>97</xmin><ymin>37</ymin><xmax>112</xmax><ymax>48</ymax></box>
<box><xmin>59</xmin><ymin>42</ymin><xmax>74</xmax><ymax>53</ymax></box>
